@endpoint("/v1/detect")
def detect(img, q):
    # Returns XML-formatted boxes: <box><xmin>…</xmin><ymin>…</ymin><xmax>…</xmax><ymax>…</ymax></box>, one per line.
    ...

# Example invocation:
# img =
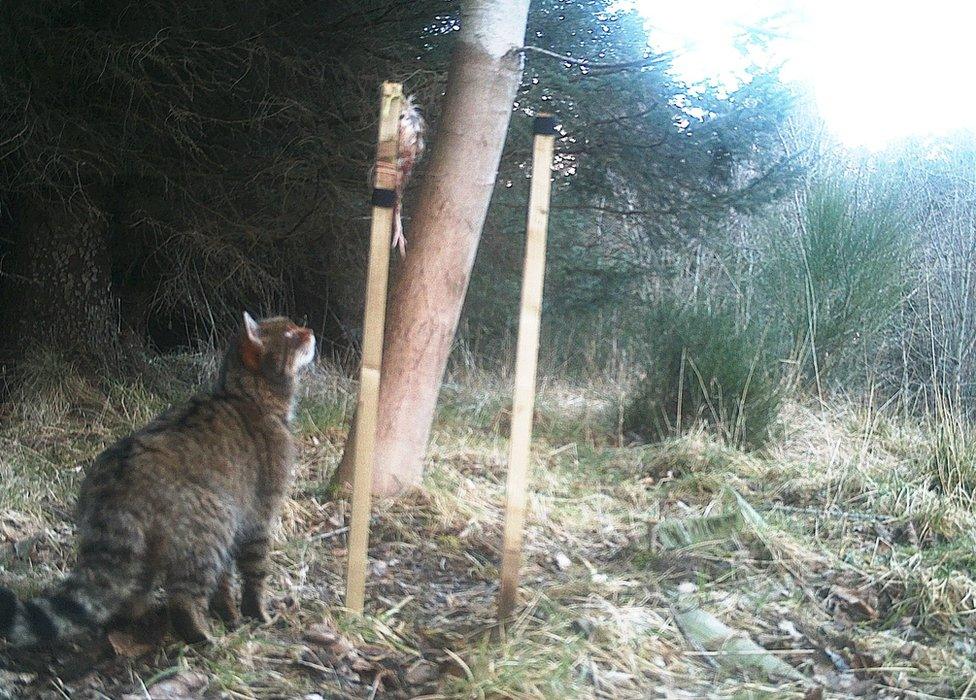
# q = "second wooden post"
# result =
<box><xmin>345</xmin><ymin>81</ymin><xmax>403</xmax><ymax>614</ymax></box>
<box><xmin>498</xmin><ymin>114</ymin><xmax>557</xmax><ymax>620</ymax></box>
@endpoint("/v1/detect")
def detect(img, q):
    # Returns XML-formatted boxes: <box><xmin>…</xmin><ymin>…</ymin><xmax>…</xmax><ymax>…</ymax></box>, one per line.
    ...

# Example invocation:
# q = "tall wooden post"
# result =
<box><xmin>498</xmin><ymin>114</ymin><xmax>557</xmax><ymax>620</ymax></box>
<box><xmin>345</xmin><ymin>82</ymin><xmax>403</xmax><ymax>614</ymax></box>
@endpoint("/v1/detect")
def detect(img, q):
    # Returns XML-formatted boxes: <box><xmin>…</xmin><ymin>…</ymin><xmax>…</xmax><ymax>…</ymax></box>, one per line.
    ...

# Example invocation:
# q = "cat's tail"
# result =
<box><xmin>0</xmin><ymin>514</ymin><xmax>146</xmax><ymax>647</ymax></box>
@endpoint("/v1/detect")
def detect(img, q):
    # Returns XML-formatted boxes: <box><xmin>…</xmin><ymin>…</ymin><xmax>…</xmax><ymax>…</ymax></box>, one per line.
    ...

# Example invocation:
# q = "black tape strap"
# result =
<box><xmin>371</xmin><ymin>188</ymin><xmax>396</xmax><ymax>208</ymax></box>
<box><xmin>533</xmin><ymin>115</ymin><xmax>557</xmax><ymax>136</ymax></box>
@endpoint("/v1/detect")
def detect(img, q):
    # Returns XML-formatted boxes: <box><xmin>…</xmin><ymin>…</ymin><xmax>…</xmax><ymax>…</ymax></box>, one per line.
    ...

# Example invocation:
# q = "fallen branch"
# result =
<box><xmin>672</xmin><ymin>587</ymin><xmax>809</xmax><ymax>684</ymax></box>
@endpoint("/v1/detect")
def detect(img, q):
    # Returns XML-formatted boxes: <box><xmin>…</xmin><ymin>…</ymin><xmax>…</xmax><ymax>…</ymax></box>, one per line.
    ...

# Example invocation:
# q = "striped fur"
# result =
<box><xmin>0</xmin><ymin>313</ymin><xmax>314</xmax><ymax>647</ymax></box>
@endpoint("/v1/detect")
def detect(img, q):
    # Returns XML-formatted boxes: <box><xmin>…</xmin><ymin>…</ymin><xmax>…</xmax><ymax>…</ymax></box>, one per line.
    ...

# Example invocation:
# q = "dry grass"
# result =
<box><xmin>0</xmin><ymin>358</ymin><xmax>973</xmax><ymax>698</ymax></box>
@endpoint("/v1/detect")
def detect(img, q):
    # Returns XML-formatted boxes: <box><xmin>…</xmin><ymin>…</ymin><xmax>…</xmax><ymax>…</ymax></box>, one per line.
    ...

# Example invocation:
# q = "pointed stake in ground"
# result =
<box><xmin>345</xmin><ymin>81</ymin><xmax>403</xmax><ymax>614</ymax></box>
<box><xmin>498</xmin><ymin>114</ymin><xmax>557</xmax><ymax>621</ymax></box>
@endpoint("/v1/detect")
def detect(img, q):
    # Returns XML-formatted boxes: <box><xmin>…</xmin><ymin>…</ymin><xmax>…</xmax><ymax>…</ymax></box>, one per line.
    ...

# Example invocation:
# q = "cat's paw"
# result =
<box><xmin>241</xmin><ymin>598</ymin><xmax>271</xmax><ymax>624</ymax></box>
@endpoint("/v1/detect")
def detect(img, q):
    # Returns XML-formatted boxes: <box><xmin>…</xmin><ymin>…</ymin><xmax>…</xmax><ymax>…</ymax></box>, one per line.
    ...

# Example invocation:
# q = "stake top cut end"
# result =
<box><xmin>380</xmin><ymin>81</ymin><xmax>403</xmax><ymax>97</ymax></box>
<box><xmin>533</xmin><ymin>113</ymin><xmax>558</xmax><ymax>137</ymax></box>
<box><xmin>379</xmin><ymin>82</ymin><xmax>404</xmax><ymax>126</ymax></box>
<box><xmin>374</xmin><ymin>82</ymin><xmax>404</xmax><ymax>190</ymax></box>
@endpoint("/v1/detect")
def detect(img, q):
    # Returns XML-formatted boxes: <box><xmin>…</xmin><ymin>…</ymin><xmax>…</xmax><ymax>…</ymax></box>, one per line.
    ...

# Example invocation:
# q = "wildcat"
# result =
<box><xmin>0</xmin><ymin>312</ymin><xmax>314</xmax><ymax>646</ymax></box>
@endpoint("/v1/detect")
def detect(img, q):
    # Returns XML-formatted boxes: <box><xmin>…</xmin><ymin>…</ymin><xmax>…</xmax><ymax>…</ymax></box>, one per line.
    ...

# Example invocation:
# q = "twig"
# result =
<box><xmin>767</xmin><ymin>504</ymin><xmax>899</xmax><ymax>523</ymax></box>
<box><xmin>517</xmin><ymin>45</ymin><xmax>671</xmax><ymax>70</ymax></box>
<box><xmin>443</xmin><ymin>648</ymin><xmax>476</xmax><ymax>684</ymax></box>
<box><xmin>366</xmin><ymin>671</ymin><xmax>384</xmax><ymax>700</ymax></box>
<box><xmin>311</xmin><ymin>526</ymin><xmax>350</xmax><ymax>541</ymax></box>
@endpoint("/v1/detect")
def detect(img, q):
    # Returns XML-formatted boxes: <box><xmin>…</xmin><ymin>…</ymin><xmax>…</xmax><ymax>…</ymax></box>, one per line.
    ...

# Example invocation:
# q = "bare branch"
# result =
<box><xmin>517</xmin><ymin>45</ymin><xmax>672</xmax><ymax>71</ymax></box>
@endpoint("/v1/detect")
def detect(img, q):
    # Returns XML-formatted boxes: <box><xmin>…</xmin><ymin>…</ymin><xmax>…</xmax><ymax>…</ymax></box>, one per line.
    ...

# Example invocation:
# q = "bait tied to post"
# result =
<box><xmin>370</xmin><ymin>95</ymin><xmax>425</xmax><ymax>258</ymax></box>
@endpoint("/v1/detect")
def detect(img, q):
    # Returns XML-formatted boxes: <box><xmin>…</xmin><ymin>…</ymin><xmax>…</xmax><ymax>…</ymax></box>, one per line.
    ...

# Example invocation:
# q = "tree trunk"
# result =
<box><xmin>336</xmin><ymin>0</ymin><xmax>530</xmax><ymax>496</ymax></box>
<box><xmin>0</xmin><ymin>195</ymin><xmax>121</xmax><ymax>372</ymax></box>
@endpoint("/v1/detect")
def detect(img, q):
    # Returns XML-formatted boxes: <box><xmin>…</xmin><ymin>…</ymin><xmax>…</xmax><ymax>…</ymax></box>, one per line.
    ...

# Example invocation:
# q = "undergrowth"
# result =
<box><xmin>0</xmin><ymin>356</ymin><xmax>972</xmax><ymax>697</ymax></box>
<box><xmin>623</xmin><ymin>300</ymin><xmax>782</xmax><ymax>449</ymax></box>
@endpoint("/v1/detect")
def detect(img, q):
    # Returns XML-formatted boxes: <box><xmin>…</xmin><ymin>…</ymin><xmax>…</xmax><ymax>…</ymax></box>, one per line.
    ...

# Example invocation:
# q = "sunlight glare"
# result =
<box><xmin>634</xmin><ymin>0</ymin><xmax>976</xmax><ymax>148</ymax></box>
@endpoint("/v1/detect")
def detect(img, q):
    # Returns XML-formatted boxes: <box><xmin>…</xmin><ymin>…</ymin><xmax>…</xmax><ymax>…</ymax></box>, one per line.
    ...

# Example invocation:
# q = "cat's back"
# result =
<box><xmin>79</xmin><ymin>391</ymin><xmax>279</xmax><ymax>515</ymax></box>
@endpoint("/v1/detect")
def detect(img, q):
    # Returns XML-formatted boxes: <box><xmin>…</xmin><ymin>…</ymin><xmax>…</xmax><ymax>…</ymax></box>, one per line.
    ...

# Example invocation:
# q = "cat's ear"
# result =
<box><xmin>241</xmin><ymin>311</ymin><xmax>263</xmax><ymax>370</ymax></box>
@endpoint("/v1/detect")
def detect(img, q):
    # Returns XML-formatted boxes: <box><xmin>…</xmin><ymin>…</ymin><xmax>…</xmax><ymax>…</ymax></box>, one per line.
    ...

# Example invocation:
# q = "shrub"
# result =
<box><xmin>759</xmin><ymin>176</ymin><xmax>910</xmax><ymax>383</ymax></box>
<box><xmin>623</xmin><ymin>300</ymin><xmax>782</xmax><ymax>449</ymax></box>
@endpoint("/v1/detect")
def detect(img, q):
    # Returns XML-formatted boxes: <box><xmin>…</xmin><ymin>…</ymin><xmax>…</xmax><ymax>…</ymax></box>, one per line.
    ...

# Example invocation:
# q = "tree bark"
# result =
<box><xmin>0</xmin><ymin>195</ymin><xmax>121</xmax><ymax>372</ymax></box>
<box><xmin>336</xmin><ymin>0</ymin><xmax>530</xmax><ymax>496</ymax></box>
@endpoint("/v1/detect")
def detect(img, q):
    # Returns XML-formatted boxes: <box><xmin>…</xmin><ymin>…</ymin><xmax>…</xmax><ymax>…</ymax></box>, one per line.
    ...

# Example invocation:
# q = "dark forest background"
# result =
<box><xmin>0</xmin><ymin>0</ymin><xmax>792</xmax><ymax>378</ymax></box>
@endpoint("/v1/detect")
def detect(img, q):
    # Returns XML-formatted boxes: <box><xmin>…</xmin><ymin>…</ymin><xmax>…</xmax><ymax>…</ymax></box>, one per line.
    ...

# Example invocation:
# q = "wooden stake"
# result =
<box><xmin>498</xmin><ymin>114</ymin><xmax>557</xmax><ymax>620</ymax></box>
<box><xmin>345</xmin><ymin>81</ymin><xmax>403</xmax><ymax>614</ymax></box>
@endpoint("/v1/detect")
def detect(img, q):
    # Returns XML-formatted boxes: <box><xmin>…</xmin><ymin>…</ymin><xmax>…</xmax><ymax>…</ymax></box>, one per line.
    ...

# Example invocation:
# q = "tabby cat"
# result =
<box><xmin>0</xmin><ymin>312</ymin><xmax>314</xmax><ymax>646</ymax></box>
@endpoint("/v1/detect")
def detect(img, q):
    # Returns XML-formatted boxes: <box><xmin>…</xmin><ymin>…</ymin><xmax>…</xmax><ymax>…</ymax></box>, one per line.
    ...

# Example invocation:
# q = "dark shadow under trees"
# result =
<box><xmin>0</xmin><ymin>0</ymin><xmax>453</xmax><ymax>376</ymax></box>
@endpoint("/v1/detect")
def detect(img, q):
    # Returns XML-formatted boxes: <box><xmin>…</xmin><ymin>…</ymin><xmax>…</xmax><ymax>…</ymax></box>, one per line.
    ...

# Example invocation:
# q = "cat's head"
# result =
<box><xmin>238</xmin><ymin>311</ymin><xmax>316</xmax><ymax>381</ymax></box>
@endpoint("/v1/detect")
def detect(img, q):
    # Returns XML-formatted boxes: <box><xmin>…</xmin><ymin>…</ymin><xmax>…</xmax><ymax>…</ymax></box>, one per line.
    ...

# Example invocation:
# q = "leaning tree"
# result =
<box><xmin>335</xmin><ymin>0</ymin><xmax>532</xmax><ymax>495</ymax></box>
